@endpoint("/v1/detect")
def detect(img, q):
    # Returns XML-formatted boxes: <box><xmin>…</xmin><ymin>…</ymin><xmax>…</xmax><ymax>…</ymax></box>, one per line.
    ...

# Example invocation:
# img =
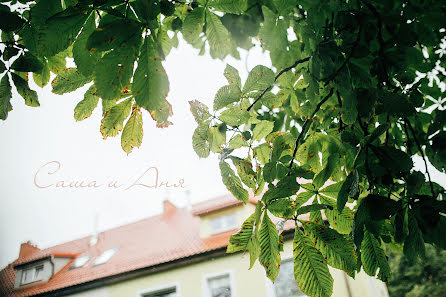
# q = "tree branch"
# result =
<box><xmin>323</xmin><ymin>22</ymin><xmax>362</xmax><ymax>83</ymax></box>
<box><xmin>247</xmin><ymin>57</ymin><xmax>310</xmax><ymax>112</ymax></box>
<box><xmin>405</xmin><ymin>118</ymin><xmax>435</xmax><ymax>198</ymax></box>
<box><xmin>288</xmin><ymin>88</ymin><xmax>334</xmax><ymax>174</ymax></box>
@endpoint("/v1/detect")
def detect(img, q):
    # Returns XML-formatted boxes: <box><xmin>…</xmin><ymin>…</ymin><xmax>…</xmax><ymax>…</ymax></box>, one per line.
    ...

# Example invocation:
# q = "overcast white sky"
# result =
<box><xmin>1</xmin><ymin>38</ymin><xmax>445</xmax><ymax>269</ymax></box>
<box><xmin>0</xmin><ymin>39</ymin><xmax>273</xmax><ymax>268</ymax></box>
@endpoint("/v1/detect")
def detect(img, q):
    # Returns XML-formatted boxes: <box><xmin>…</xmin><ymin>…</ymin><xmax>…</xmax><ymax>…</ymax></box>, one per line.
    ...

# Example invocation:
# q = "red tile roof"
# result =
<box><xmin>0</xmin><ymin>195</ymin><xmax>270</xmax><ymax>297</ymax></box>
<box><xmin>191</xmin><ymin>194</ymin><xmax>258</xmax><ymax>216</ymax></box>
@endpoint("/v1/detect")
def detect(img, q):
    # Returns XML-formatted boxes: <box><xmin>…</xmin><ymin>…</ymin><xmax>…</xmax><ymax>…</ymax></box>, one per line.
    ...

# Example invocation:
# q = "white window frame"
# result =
<box><xmin>136</xmin><ymin>282</ymin><xmax>181</xmax><ymax>297</ymax></box>
<box><xmin>210</xmin><ymin>213</ymin><xmax>238</xmax><ymax>234</ymax></box>
<box><xmin>265</xmin><ymin>254</ymin><xmax>307</xmax><ymax>297</ymax></box>
<box><xmin>93</xmin><ymin>247</ymin><xmax>119</xmax><ymax>266</ymax></box>
<box><xmin>202</xmin><ymin>270</ymin><xmax>236</xmax><ymax>297</ymax></box>
<box><xmin>21</xmin><ymin>264</ymin><xmax>44</xmax><ymax>285</ymax></box>
<box><xmin>70</xmin><ymin>254</ymin><xmax>91</xmax><ymax>269</ymax></box>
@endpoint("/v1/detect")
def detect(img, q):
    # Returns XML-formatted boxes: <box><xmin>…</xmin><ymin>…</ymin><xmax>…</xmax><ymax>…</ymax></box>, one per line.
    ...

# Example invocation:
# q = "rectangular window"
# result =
<box><xmin>206</xmin><ymin>273</ymin><xmax>232</xmax><ymax>297</ymax></box>
<box><xmin>274</xmin><ymin>259</ymin><xmax>307</xmax><ymax>297</ymax></box>
<box><xmin>21</xmin><ymin>264</ymin><xmax>45</xmax><ymax>285</ymax></box>
<box><xmin>210</xmin><ymin>213</ymin><xmax>237</xmax><ymax>234</ymax></box>
<box><xmin>142</xmin><ymin>287</ymin><xmax>177</xmax><ymax>297</ymax></box>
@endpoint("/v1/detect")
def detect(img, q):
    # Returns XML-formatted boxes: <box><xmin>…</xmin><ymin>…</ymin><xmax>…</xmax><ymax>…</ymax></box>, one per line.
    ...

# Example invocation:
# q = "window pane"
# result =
<box><xmin>210</xmin><ymin>217</ymin><xmax>222</xmax><ymax>233</ymax></box>
<box><xmin>94</xmin><ymin>247</ymin><xmax>118</xmax><ymax>265</ymax></box>
<box><xmin>144</xmin><ymin>288</ymin><xmax>177</xmax><ymax>297</ymax></box>
<box><xmin>210</xmin><ymin>214</ymin><xmax>237</xmax><ymax>234</ymax></box>
<box><xmin>274</xmin><ymin>260</ymin><xmax>307</xmax><ymax>297</ymax></box>
<box><xmin>207</xmin><ymin>274</ymin><xmax>231</xmax><ymax>297</ymax></box>
<box><xmin>34</xmin><ymin>265</ymin><xmax>44</xmax><ymax>279</ymax></box>
<box><xmin>22</xmin><ymin>269</ymin><xmax>32</xmax><ymax>283</ymax></box>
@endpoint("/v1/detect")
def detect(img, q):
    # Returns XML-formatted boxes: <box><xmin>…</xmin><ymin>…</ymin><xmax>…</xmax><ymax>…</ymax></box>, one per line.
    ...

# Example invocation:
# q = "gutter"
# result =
<box><xmin>33</xmin><ymin>246</ymin><xmax>229</xmax><ymax>297</ymax></box>
<box><xmin>33</xmin><ymin>228</ymin><xmax>297</xmax><ymax>297</ymax></box>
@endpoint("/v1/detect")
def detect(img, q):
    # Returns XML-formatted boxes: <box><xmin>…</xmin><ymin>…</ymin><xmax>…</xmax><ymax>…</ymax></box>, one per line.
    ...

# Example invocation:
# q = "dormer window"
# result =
<box><xmin>210</xmin><ymin>213</ymin><xmax>237</xmax><ymax>234</ymax></box>
<box><xmin>70</xmin><ymin>254</ymin><xmax>91</xmax><ymax>269</ymax></box>
<box><xmin>93</xmin><ymin>247</ymin><xmax>118</xmax><ymax>266</ymax></box>
<box><xmin>21</xmin><ymin>264</ymin><xmax>44</xmax><ymax>285</ymax></box>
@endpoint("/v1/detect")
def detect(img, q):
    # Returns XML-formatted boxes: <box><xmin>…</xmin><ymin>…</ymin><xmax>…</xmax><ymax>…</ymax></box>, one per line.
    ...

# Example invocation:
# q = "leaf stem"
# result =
<box><xmin>246</xmin><ymin>57</ymin><xmax>311</xmax><ymax>111</ymax></box>
<box><xmin>288</xmin><ymin>88</ymin><xmax>334</xmax><ymax>174</ymax></box>
<box><xmin>404</xmin><ymin>118</ymin><xmax>435</xmax><ymax>198</ymax></box>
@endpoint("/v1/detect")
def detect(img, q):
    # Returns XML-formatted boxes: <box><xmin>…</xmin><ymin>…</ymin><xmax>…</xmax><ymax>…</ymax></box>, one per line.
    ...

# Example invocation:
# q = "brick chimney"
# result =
<box><xmin>19</xmin><ymin>241</ymin><xmax>40</xmax><ymax>259</ymax></box>
<box><xmin>163</xmin><ymin>200</ymin><xmax>177</xmax><ymax>220</ymax></box>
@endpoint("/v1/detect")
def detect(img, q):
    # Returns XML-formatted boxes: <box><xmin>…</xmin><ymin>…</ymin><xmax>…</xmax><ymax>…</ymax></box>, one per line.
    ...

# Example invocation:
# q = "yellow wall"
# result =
<box><xmin>107</xmin><ymin>204</ymin><xmax>388</xmax><ymax>297</ymax></box>
<box><xmin>199</xmin><ymin>204</ymin><xmax>257</xmax><ymax>238</ymax></box>
<box><xmin>108</xmin><ymin>238</ymin><xmax>388</xmax><ymax>297</ymax></box>
<box><xmin>108</xmin><ymin>251</ymin><xmax>269</xmax><ymax>297</ymax></box>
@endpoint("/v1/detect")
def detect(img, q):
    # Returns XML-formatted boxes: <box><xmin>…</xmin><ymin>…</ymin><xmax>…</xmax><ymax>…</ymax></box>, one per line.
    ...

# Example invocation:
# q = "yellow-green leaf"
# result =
<box><xmin>74</xmin><ymin>85</ymin><xmax>99</xmax><ymax>122</ymax></box>
<box><xmin>51</xmin><ymin>68</ymin><xmax>91</xmax><ymax>95</ymax></box>
<box><xmin>121</xmin><ymin>106</ymin><xmax>143</xmax><ymax>154</ymax></box>
<box><xmin>100</xmin><ymin>97</ymin><xmax>133</xmax><ymax>139</ymax></box>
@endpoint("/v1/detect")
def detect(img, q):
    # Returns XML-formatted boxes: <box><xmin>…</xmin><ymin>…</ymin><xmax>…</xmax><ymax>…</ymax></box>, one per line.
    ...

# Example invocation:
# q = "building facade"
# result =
<box><xmin>0</xmin><ymin>195</ymin><xmax>389</xmax><ymax>297</ymax></box>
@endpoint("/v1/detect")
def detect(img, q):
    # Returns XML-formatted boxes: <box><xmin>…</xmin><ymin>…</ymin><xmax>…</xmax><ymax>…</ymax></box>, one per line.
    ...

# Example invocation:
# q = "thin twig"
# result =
<box><xmin>247</xmin><ymin>57</ymin><xmax>310</xmax><ymax>111</ymax></box>
<box><xmin>357</xmin><ymin>115</ymin><xmax>369</xmax><ymax>136</ymax></box>
<box><xmin>323</xmin><ymin>23</ymin><xmax>361</xmax><ymax>83</ymax></box>
<box><xmin>288</xmin><ymin>88</ymin><xmax>335</xmax><ymax>174</ymax></box>
<box><xmin>405</xmin><ymin>118</ymin><xmax>435</xmax><ymax>198</ymax></box>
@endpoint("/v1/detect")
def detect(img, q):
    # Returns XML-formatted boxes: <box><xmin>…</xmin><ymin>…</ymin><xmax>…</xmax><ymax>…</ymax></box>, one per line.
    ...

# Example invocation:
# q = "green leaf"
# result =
<box><xmin>73</xmin><ymin>13</ymin><xmax>100</xmax><ymax>77</ymax></box>
<box><xmin>268</xmin><ymin>198</ymin><xmax>294</xmax><ymax>218</ymax></box>
<box><xmin>10</xmin><ymin>53</ymin><xmax>43</xmax><ymax>73</ymax></box>
<box><xmin>100</xmin><ymin>97</ymin><xmax>133</xmax><ymax>139</ymax></box>
<box><xmin>93</xmin><ymin>34</ymin><xmax>141</xmax><ymax>101</ymax></box>
<box><xmin>205</xmin><ymin>10</ymin><xmax>232</xmax><ymax>59</ymax></box>
<box><xmin>209</xmin><ymin>0</ymin><xmax>248</xmax><ymax>14</ymax></box>
<box><xmin>320</xmin><ymin>195</ymin><xmax>354</xmax><ymax>234</ymax></box>
<box><xmin>219</xmin><ymin>161</ymin><xmax>249</xmax><ymax>203</ymax></box>
<box><xmin>425</xmin><ymin>131</ymin><xmax>446</xmax><ymax>173</ymax></box>
<box><xmin>51</xmin><ymin>68</ymin><xmax>91</xmax><ymax>95</ymax></box>
<box><xmin>230</xmin><ymin>157</ymin><xmax>256</xmax><ymax>189</ymax></box>
<box><xmin>293</xmin><ymin>228</ymin><xmax>334</xmax><ymax>297</ymax></box>
<box><xmin>259</xmin><ymin>213</ymin><xmax>281</xmax><ymax>282</ymax></box>
<box><xmin>304</xmin><ymin>223</ymin><xmax>357</xmax><ymax>275</ymax></box>
<box><xmin>337</xmin><ymin>170</ymin><xmax>359</xmax><ymax>212</ymax></box>
<box><xmin>121</xmin><ymin>106</ymin><xmax>143</xmax><ymax>154</ymax></box>
<box><xmin>246</xmin><ymin>230</ymin><xmax>260</xmax><ymax>269</ymax></box>
<box><xmin>361</xmin><ymin>227</ymin><xmax>391</xmax><ymax>282</ymax></box>
<box><xmin>30</xmin><ymin>0</ymin><xmax>88</xmax><ymax>56</ymax></box>
<box><xmin>263</xmin><ymin>162</ymin><xmax>277</xmax><ymax>183</ymax></box>
<box><xmin>213</xmin><ymin>84</ymin><xmax>241</xmax><ymax>110</ymax></box>
<box><xmin>189</xmin><ymin>100</ymin><xmax>211</xmax><ymax>124</ymax></box>
<box><xmin>313</xmin><ymin>154</ymin><xmax>338</xmax><ymax>190</ymax></box>
<box><xmin>11</xmin><ymin>73</ymin><xmax>39</xmax><ymax>107</ymax></box>
<box><xmin>209</xmin><ymin>125</ymin><xmax>226</xmax><ymax>153</ymax></box>
<box><xmin>192</xmin><ymin>120</ymin><xmax>211</xmax><ymax>158</ymax></box>
<box><xmin>253</xmin><ymin>143</ymin><xmax>271</xmax><ymax>165</ymax></box>
<box><xmin>224</xmin><ymin>64</ymin><xmax>241</xmax><ymax>89</ymax></box>
<box><xmin>243</xmin><ymin>65</ymin><xmax>275</xmax><ymax>94</ymax></box>
<box><xmin>219</xmin><ymin>105</ymin><xmax>250</xmax><ymax>126</ymax></box>
<box><xmin>262</xmin><ymin>175</ymin><xmax>300</xmax><ymax>204</ymax></box>
<box><xmin>87</xmin><ymin>19</ymin><xmax>142</xmax><ymax>52</ymax></box>
<box><xmin>47</xmin><ymin>51</ymin><xmax>67</xmax><ymax>74</ymax></box>
<box><xmin>227</xmin><ymin>213</ymin><xmax>255</xmax><ymax>253</ymax></box>
<box><xmin>296</xmin><ymin>204</ymin><xmax>331</xmax><ymax>216</ymax></box>
<box><xmin>33</xmin><ymin>62</ymin><xmax>50</xmax><ymax>87</ymax></box>
<box><xmin>403</xmin><ymin>211</ymin><xmax>425</xmax><ymax>263</ymax></box>
<box><xmin>133</xmin><ymin>36</ymin><xmax>172</xmax><ymax>127</ymax></box>
<box><xmin>0</xmin><ymin>9</ymin><xmax>24</xmax><ymax>32</ymax></box>
<box><xmin>252</xmin><ymin>120</ymin><xmax>274</xmax><ymax>141</ymax></box>
<box><xmin>182</xmin><ymin>7</ymin><xmax>205</xmax><ymax>45</ymax></box>
<box><xmin>228</xmin><ymin>134</ymin><xmax>248</xmax><ymax>149</ymax></box>
<box><xmin>0</xmin><ymin>74</ymin><xmax>13</xmax><ymax>120</ymax></box>
<box><xmin>74</xmin><ymin>85</ymin><xmax>99</xmax><ymax>121</ymax></box>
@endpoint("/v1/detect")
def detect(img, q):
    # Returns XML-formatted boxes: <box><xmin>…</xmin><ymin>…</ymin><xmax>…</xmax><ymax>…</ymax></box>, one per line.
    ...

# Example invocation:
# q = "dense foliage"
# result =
<box><xmin>0</xmin><ymin>1</ymin><xmax>445</xmax><ymax>296</ymax></box>
<box><xmin>387</xmin><ymin>244</ymin><xmax>446</xmax><ymax>297</ymax></box>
